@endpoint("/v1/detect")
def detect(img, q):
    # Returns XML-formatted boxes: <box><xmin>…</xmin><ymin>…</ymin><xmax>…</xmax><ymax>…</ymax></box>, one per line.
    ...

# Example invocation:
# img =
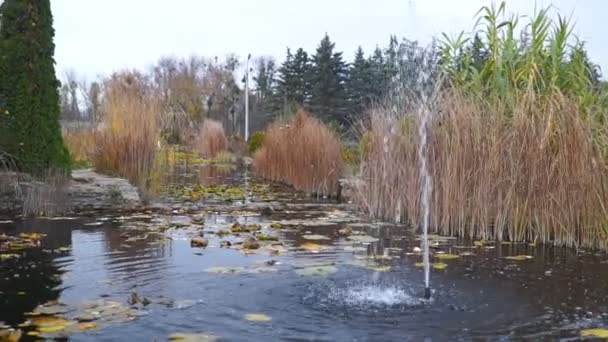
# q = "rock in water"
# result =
<box><xmin>243</xmin><ymin>237</ymin><xmax>260</xmax><ymax>250</ymax></box>
<box><xmin>338</xmin><ymin>226</ymin><xmax>352</xmax><ymax>236</ymax></box>
<box><xmin>190</xmin><ymin>237</ymin><xmax>209</xmax><ymax>248</ymax></box>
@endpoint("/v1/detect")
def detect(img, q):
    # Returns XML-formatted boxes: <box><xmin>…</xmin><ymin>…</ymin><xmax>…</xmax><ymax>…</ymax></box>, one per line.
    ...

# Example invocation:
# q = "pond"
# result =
<box><xmin>1</xmin><ymin>165</ymin><xmax>608</xmax><ymax>341</ymax></box>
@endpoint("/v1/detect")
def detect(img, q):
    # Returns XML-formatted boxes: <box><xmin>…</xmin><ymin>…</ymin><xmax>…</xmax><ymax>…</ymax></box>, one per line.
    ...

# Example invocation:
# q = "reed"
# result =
<box><xmin>194</xmin><ymin>119</ymin><xmax>228</xmax><ymax>158</ymax></box>
<box><xmin>254</xmin><ymin>110</ymin><xmax>343</xmax><ymax>197</ymax></box>
<box><xmin>91</xmin><ymin>72</ymin><xmax>161</xmax><ymax>189</ymax></box>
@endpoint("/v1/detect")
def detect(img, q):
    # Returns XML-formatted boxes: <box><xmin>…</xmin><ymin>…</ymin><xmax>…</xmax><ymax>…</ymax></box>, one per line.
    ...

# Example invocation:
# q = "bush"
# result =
<box><xmin>254</xmin><ymin>110</ymin><xmax>343</xmax><ymax>196</ymax></box>
<box><xmin>92</xmin><ymin>72</ymin><xmax>161</xmax><ymax>189</ymax></box>
<box><xmin>248</xmin><ymin>131</ymin><xmax>266</xmax><ymax>154</ymax></box>
<box><xmin>194</xmin><ymin>119</ymin><xmax>228</xmax><ymax>158</ymax></box>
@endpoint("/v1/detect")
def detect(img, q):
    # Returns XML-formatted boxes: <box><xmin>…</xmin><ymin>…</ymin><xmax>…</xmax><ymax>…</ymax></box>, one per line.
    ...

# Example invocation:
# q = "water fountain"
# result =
<box><xmin>417</xmin><ymin>93</ymin><xmax>432</xmax><ymax>300</ymax></box>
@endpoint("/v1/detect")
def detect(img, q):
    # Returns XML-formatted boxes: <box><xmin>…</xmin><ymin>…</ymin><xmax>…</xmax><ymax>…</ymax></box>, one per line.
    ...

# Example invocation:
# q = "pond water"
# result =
<box><xmin>1</xmin><ymin>165</ymin><xmax>608</xmax><ymax>341</ymax></box>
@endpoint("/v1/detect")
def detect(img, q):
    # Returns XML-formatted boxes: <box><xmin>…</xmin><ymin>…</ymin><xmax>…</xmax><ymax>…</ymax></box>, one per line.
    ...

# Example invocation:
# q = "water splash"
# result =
<box><xmin>325</xmin><ymin>283</ymin><xmax>424</xmax><ymax>308</ymax></box>
<box><xmin>417</xmin><ymin>67</ymin><xmax>433</xmax><ymax>299</ymax></box>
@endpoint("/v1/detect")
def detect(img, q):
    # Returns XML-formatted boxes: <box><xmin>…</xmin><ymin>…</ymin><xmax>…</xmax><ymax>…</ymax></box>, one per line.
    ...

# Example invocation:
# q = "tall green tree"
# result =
<box><xmin>273</xmin><ymin>47</ymin><xmax>311</xmax><ymax>116</ymax></box>
<box><xmin>309</xmin><ymin>34</ymin><xmax>349</xmax><ymax>125</ymax></box>
<box><xmin>0</xmin><ymin>0</ymin><xmax>70</xmax><ymax>173</ymax></box>
<box><xmin>348</xmin><ymin>46</ymin><xmax>372</xmax><ymax>116</ymax></box>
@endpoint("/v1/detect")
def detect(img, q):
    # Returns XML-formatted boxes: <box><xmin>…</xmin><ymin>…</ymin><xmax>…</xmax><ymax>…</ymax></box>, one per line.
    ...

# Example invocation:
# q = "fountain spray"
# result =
<box><xmin>417</xmin><ymin>76</ymin><xmax>433</xmax><ymax>300</ymax></box>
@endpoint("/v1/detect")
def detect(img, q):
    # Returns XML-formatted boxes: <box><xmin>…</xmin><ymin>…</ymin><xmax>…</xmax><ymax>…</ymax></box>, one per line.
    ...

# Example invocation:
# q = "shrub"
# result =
<box><xmin>194</xmin><ymin>119</ymin><xmax>228</xmax><ymax>158</ymax></box>
<box><xmin>248</xmin><ymin>131</ymin><xmax>266</xmax><ymax>154</ymax></box>
<box><xmin>92</xmin><ymin>72</ymin><xmax>161</xmax><ymax>189</ymax></box>
<box><xmin>254</xmin><ymin>110</ymin><xmax>343</xmax><ymax>196</ymax></box>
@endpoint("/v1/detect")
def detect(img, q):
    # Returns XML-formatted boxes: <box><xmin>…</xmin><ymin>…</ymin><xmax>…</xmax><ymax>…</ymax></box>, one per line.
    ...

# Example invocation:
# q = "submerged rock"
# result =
<box><xmin>190</xmin><ymin>237</ymin><xmax>209</xmax><ymax>248</ymax></box>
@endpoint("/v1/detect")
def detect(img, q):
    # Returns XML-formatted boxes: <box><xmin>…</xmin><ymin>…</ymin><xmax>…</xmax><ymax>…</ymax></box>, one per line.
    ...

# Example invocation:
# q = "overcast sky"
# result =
<box><xmin>51</xmin><ymin>0</ymin><xmax>607</xmax><ymax>80</ymax></box>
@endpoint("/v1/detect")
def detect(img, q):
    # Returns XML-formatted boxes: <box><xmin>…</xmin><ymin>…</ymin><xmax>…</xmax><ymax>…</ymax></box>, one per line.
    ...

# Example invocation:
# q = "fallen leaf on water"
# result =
<box><xmin>434</xmin><ymin>253</ymin><xmax>460</xmax><ymax>260</ymax></box>
<box><xmin>205</xmin><ymin>266</ymin><xmax>244</xmax><ymax>274</ymax></box>
<box><xmin>300</xmin><ymin>242</ymin><xmax>323</xmax><ymax>252</ymax></box>
<box><xmin>348</xmin><ymin>235</ymin><xmax>379</xmax><ymax>243</ymax></box>
<box><xmin>505</xmin><ymin>255</ymin><xmax>533</xmax><ymax>261</ymax></box>
<box><xmin>77</xmin><ymin>322</ymin><xmax>97</xmax><ymax>331</ymax></box>
<box><xmin>415</xmin><ymin>262</ymin><xmax>448</xmax><ymax>270</ymax></box>
<box><xmin>580</xmin><ymin>328</ymin><xmax>608</xmax><ymax>338</ymax></box>
<box><xmin>244</xmin><ymin>313</ymin><xmax>272</xmax><ymax>322</ymax></box>
<box><xmin>295</xmin><ymin>265</ymin><xmax>337</xmax><ymax>277</ymax></box>
<box><xmin>369</xmin><ymin>266</ymin><xmax>391</xmax><ymax>272</ymax></box>
<box><xmin>169</xmin><ymin>332</ymin><xmax>219</xmax><ymax>342</ymax></box>
<box><xmin>0</xmin><ymin>254</ymin><xmax>19</xmax><ymax>261</ymax></box>
<box><xmin>0</xmin><ymin>328</ymin><xmax>22</xmax><ymax>342</ymax></box>
<box><xmin>302</xmin><ymin>234</ymin><xmax>330</xmax><ymax>241</ymax></box>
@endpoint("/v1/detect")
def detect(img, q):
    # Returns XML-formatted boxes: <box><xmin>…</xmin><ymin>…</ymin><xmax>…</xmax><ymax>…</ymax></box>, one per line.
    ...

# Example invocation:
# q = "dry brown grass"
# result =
<box><xmin>358</xmin><ymin>91</ymin><xmax>608</xmax><ymax>249</ymax></box>
<box><xmin>254</xmin><ymin>110</ymin><xmax>343</xmax><ymax>197</ymax></box>
<box><xmin>91</xmin><ymin>72</ymin><xmax>161</xmax><ymax>189</ymax></box>
<box><xmin>63</xmin><ymin>126</ymin><xmax>96</xmax><ymax>168</ymax></box>
<box><xmin>194</xmin><ymin>119</ymin><xmax>228</xmax><ymax>158</ymax></box>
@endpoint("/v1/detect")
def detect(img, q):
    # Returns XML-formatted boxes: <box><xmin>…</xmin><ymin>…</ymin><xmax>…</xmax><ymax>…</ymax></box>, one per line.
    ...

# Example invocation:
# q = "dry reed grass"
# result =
<box><xmin>194</xmin><ymin>119</ymin><xmax>228</xmax><ymax>158</ymax></box>
<box><xmin>63</xmin><ymin>126</ymin><xmax>96</xmax><ymax>168</ymax></box>
<box><xmin>254</xmin><ymin>111</ymin><xmax>343</xmax><ymax>197</ymax></box>
<box><xmin>358</xmin><ymin>91</ymin><xmax>608</xmax><ymax>249</ymax></box>
<box><xmin>91</xmin><ymin>72</ymin><xmax>161</xmax><ymax>189</ymax></box>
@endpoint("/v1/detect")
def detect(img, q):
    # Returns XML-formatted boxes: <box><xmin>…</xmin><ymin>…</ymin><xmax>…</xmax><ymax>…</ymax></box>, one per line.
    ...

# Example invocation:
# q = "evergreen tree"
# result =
<box><xmin>0</xmin><ymin>0</ymin><xmax>70</xmax><ymax>173</ymax></box>
<box><xmin>368</xmin><ymin>46</ymin><xmax>387</xmax><ymax>101</ymax></box>
<box><xmin>348</xmin><ymin>46</ymin><xmax>372</xmax><ymax>116</ymax></box>
<box><xmin>291</xmin><ymin>48</ymin><xmax>311</xmax><ymax>105</ymax></box>
<box><xmin>309</xmin><ymin>34</ymin><xmax>349</xmax><ymax>125</ymax></box>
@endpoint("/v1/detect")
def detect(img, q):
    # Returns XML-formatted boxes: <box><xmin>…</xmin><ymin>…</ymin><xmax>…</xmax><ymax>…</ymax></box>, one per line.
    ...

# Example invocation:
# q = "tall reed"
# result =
<box><xmin>254</xmin><ymin>111</ymin><xmax>343</xmax><ymax>196</ymax></box>
<box><xmin>194</xmin><ymin>119</ymin><xmax>228</xmax><ymax>158</ymax></box>
<box><xmin>358</xmin><ymin>91</ymin><xmax>608</xmax><ymax>249</ymax></box>
<box><xmin>92</xmin><ymin>72</ymin><xmax>161</xmax><ymax>189</ymax></box>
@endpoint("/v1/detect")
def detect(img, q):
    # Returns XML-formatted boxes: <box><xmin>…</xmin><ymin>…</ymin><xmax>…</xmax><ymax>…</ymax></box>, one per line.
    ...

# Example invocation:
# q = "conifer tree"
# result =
<box><xmin>0</xmin><ymin>0</ymin><xmax>70</xmax><ymax>173</ymax></box>
<box><xmin>309</xmin><ymin>34</ymin><xmax>349</xmax><ymax>125</ymax></box>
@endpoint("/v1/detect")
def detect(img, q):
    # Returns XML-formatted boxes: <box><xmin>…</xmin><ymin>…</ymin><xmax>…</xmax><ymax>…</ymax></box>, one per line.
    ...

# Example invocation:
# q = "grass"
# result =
<box><xmin>91</xmin><ymin>72</ymin><xmax>161</xmax><ymax>190</ymax></box>
<box><xmin>254</xmin><ymin>110</ymin><xmax>343</xmax><ymax>197</ymax></box>
<box><xmin>63</xmin><ymin>126</ymin><xmax>95</xmax><ymax>169</ymax></box>
<box><xmin>194</xmin><ymin>119</ymin><xmax>228</xmax><ymax>158</ymax></box>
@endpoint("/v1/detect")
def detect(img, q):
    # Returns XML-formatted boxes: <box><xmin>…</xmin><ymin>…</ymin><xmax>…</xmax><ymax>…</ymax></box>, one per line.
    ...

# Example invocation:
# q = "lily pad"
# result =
<box><xmin>302</xmin><ymin>234</ymin><xmax>330</xmax><ymax>241</ymax></box>
<box><xmin>0</xmin><ymin>328</ymin><xmax>21</xmax><ymax>342</ymax></box>
<box><xmin>415</xmin><ymin>262</ymin><xmax>448</xmax><ymax>270</ymax></box>
<box><xmin>244</xmin><ymin>313</ymin><xmax>272</xmax><ymax>322</ymax></box>
<box><xmin>505</xmin><ymin>255</ymin><xmax>533</xmax><ymax>261</ymax></box>
<box><xmin>295</xmin><ymin>265</ymin><xmax>338</xmax><ymax>277</ymax></box>
<box><xmin>434</xmin><ymin>253</ymin><xmax>460</xmax><ymax>260</ymax></box>
<box><xmin>169</xmin><ymin>332</ymin><xmax>219</xmax><ymax>342</ymax></box>
<box><xmin>369</xmin><ymin>266</ymin><xmax>392</xmax><ymax>272</ymax></box>
<box><xmin>77</xmin><ymin>322</ymin><xmax>97</xmax><ymax>331</ymax></box>
<box><xmin>348</xmin><ymin>235</ymin><xmax>379</xmax><ymax>243</ymax></box>
<box><xmin>300</xmin><ymin>242</ymin><xmax>323</xmax><ymax>252</ymax></box>
<box><xmin>581</xmin><ymin>328</ymin><xmax>608</xmax><ymax>338</ymax></box>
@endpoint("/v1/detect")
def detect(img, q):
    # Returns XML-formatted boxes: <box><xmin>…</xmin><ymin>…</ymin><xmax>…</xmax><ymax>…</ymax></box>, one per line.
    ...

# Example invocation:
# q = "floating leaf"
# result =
<box><xmin>300</xmin><ymin>242</ymin><xmax>323</xmax><ymax>252</ymax></box>
<box><xmin>434</xmin><ymin>253</ymin><xmax>460</xmax><ymax>260</ymax></box>
<box><xmin>0</xmin><ymin>254</ymin><xmax>19</xmax><ymax>261</ymax></box>
<box><xmin>505</xmin><ymin>255</ymin><xmax>533</xmax><ymax>261</ymax></box>
<box><xmin>244</xmin><ymin>313</ymin><xmax>272</xmax><ymax>322</ymax></box>
<box><xmin>581</xmin><ymin>328</ymin><xmax>608</xmax><ymax>338</ymax></box>
<box><xmin>369</xmin><ymin>266</ymin><xmax>391</xmax><ymax>272</ymax></box>
<box><xmin>348</xmin><ymin>235</ymin><xmax>379</xmax><ymax>243</ymax></box>
<box><xmin>77</xmin><ymin>322</ymin><xmax>97</xmax><ymax>331</ymax></box>
<box><xmin>0</xmin><ymin>328</ymin><xmax>22</xmax><ymax>342</ymax></box>
<box><xmin>205</xmin><ymin>266</ymin><xmax>244</xmax><ymax>274</ymax></box>
<box><xmin>302</xmin><ymin>234</ymin><xmax>330</xmax><ymax>241</ymax></box>
<box><xmin>415</xmin><ymin>262</ymin><xmax>448</xmax><ymax>270</ymax></box>
<box><xmin>169</xmin><ymin>332</ymin><xmax>219</xmax><ymax>342</ymax></box>
<box><xmin>295</xmin><ymin>265</ymin><xmax>337</xmax><ymax>277</ymax></box>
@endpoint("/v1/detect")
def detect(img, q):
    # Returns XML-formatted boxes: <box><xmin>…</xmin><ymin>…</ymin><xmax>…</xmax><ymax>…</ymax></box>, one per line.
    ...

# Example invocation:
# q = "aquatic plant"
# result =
<box><xmin>253</xmin><ymin>110</ymin><xmax>343</xmax><ymax>197</ymax></box>
<box><xmin>194</xmin><ymin>119</ymin><xmax>228</xmax><ymax>158</ymax></box>
<box><xmin>247</xmin><ymin>131</ymin><xmax>266</xmax><ymax>154</ymax></box>
<box><xmin>91</xmin><ymin>72</ymin><xmax>161</xmax><ymax>190</ymax></box>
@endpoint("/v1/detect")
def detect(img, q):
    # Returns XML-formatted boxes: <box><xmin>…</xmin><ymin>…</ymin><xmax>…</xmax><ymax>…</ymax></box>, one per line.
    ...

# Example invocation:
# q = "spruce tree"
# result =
<box><xmin>348</xmin><ymin>46</ymin><xmax>372</xmax><ymax>117</ymax></box>
<box><xmin>309</xmin><ymin>34</ymin><xmax>349</xmax><ymax>125</ymax></box>
<box><xmin>368</xmin><ymin>46</ymin><xmax>387</xmax><ymax>101</ymax></box>
<box><xmin>0</xmin><ymin>0</ymin><xmax>70</xmax><ymax>174</ymax></box>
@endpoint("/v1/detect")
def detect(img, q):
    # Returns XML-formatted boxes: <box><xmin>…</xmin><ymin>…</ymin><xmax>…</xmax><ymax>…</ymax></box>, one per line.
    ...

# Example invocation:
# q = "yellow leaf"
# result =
<box><xmin>78</xmin><ymin>322</ymin><xmax>97</xmax><ymax>331</ymax></box>
<box><xmin>435</xmin><ymin>253</ymin><xmax>460</xmax><ymax>260</ymax></box>
<box><xmin>244</xmin><ymin>313</ymin><xmax>272</xmax><ymax>322</ymax></box>
<box><xmin>581</xmin><ymin>328</ymin><xmax>608</xmax><ymax>338</ymax></box>
<box><xmin>369</xmin><ymin>266</ymin><xmax>391</xmax><ymax>272</ymax></box>
<box><xmin>505</xmin><ymin>255</ymin><xmax>533</xmax><ymax>261</ymax></box>
<box><xmin>38</xmin><ymin>325</ymin><xmax>66</xmax><ymax>332</ymax></box>
<box><xmin>300</xmin><ymin>242</ymin><xmax>322</xmax><ymax>252</ymax></box>
<box><xmin>432</xmin><ymin>262</ymin><xmax>448</xmax><ymax>270</ymax></box>
<box><xmin>0</xmin><ymin>329</ymin><xmax>22</xmax><ymax>342</ymax></box>
<box><xmin>27</xmin><ymin>331</ymin><xmax>40</xmax><ymax>336</ymax></box>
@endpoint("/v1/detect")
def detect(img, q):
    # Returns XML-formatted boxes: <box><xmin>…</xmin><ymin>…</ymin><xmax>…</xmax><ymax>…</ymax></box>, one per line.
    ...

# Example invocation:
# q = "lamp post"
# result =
<box><xmin>245</xmin><ymin>53</ymin><xmax>251</xmax><ymax>141</ymax></box>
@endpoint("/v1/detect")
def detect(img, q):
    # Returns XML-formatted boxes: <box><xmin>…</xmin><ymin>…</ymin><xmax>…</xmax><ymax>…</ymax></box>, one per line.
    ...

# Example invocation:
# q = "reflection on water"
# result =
<box><xmin>1</xmin><ymin>165</ymin><xmax>608</xmax><ymax>340</ymax></box>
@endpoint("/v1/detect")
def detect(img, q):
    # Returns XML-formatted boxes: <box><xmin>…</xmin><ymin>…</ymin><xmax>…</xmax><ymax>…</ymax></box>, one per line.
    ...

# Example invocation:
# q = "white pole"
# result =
<box><xmin>245</xmin><ymin>54</ymin><xmax>251</xmax><ymax>142</ymax></box>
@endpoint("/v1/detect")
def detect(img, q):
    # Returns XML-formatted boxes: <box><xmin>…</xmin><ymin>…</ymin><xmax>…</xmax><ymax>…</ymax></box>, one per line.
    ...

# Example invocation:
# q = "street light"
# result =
<box><xmin>245</xmin><ymin>53</ymin><xmax>251</xmax><ymax>142</ymax></box>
